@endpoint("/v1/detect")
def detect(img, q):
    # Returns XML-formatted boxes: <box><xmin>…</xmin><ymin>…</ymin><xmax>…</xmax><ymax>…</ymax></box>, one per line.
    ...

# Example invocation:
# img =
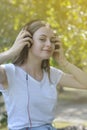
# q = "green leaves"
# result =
<box><xmin>0</xmin><ymin>0</ymin><xmax>87</xmax><ymax>70</ymax></box>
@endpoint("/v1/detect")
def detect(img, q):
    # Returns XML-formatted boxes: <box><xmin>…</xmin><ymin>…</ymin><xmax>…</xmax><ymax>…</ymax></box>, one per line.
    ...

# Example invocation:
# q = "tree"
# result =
<box><xmin>0</xmin><ymin>0</ymin><xmax>87</xmax><ymax>70</ymax></box>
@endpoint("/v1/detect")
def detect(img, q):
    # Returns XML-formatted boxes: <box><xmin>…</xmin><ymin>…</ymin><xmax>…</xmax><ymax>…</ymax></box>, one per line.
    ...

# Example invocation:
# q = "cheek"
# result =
<box><xmin>31</xmin><ymin>44</ymin><xmax>41</xmax><ymax>53</ymax></box>
<box><xmin>32</xmin><ymin>40</ymin><xmax>42</xmax><ymax>50</ymax></box>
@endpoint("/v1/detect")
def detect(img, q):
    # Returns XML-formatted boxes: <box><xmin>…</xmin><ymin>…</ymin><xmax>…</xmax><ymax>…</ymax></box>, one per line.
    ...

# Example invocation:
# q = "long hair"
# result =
<box><xmin>13</xmin><ymin>20</ymin><xmax>50</xmax><ymax>72</ymax></box>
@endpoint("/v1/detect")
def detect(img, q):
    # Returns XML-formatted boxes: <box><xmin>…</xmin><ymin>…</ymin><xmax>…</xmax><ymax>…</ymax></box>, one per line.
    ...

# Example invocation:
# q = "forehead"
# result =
<box><xmin>33</xmin><ymin>26</ymin><xmax>55</xmax><ymax>37</ymax></box>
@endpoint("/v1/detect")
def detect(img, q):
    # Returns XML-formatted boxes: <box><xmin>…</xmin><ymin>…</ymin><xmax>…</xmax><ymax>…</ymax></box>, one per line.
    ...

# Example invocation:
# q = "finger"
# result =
<box><xmin>21</xmin><ymin>31</ymin><xmax>32</xmax><ymax>38</ymax></box>
<box><xmin>22</xmin><ymin>37</ymin><xmax>33</xmax><ymax>44</ymax></box>
<box><xmin>23</xmin><ymin>35</ymin><xmax>32</xmax><ymax>38</ymax></box>
<box><xmin>54</xmin><ymin>50</ymin><xmax>60</xmax><ymax>53</ymax></box>
<box><xmin>23</xmin><ymin>32</ymin><xmax>32</xmax><ymax>38</ymax></box>
<box><xmin>19</xmin><ymin>38</ymin><xmax>33</xmax><ymax>48</ymax></box>
<box><xmin>24</xmin><ymin>41</ymin><xmax>33</xmax><ymax>48</ymax></box>
<box><xmin>17</xmin><ymin>29</ymin><xmax>25</xmax><ymax>37</ymax></box>
<box><xmin>16</xmin><ymin>31</ymin><xmax>32</xmax><ymax>41</ymax></box>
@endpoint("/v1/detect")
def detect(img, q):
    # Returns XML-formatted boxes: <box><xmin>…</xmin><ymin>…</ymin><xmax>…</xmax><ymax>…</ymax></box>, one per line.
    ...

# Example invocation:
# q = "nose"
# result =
<box><xmin>46</xmin><ymin>40</ymin><xmax>52</xmax><ymax>47</ymax></box>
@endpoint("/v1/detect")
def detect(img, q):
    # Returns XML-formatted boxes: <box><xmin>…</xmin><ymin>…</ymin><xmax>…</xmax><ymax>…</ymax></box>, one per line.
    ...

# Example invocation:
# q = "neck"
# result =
<box><xmin>21</xmin><ymin>58</ymin><xmax>43</xmax><ymax>81</ymax></box>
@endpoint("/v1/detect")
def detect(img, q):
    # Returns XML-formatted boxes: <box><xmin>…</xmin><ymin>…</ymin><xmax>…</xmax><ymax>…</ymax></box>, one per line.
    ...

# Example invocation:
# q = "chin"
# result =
<box><xmin>41</xmin><ymin>54</ymin><xmax>51</xmax><ymax>60</ymax></box>
<box><xmin>43</xmin><ymin>57</ymin><xmax>50</xmax><ymax>60</ymax></box>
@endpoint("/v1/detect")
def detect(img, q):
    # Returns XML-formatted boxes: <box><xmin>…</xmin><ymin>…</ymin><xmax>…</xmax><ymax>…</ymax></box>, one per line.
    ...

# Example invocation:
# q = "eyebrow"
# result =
<box><xmin>39</xmin><ymin>34</ymin><xmax>47</xmax><ymax>37</ymax></box>
<box><xmin>40</xmin><ymin>34</ymin><xmax>56</xmax><ymax>39</ymax></box>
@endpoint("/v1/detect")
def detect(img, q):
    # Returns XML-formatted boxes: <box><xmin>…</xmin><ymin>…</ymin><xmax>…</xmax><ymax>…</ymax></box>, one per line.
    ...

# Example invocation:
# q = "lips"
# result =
<box><xmin>44</xmin><ymin>50</ymin><xmax>51</xmax><ymax>51</ymax></box>
<box><xmin>43</xmin><ymin>49</ymin><xmax>52</xmax><ymax>51</ymax></box>
<box><xmin>43</xmin><ymin>49</ymin><xmax>52</xmax><ymax>52</ymax></box>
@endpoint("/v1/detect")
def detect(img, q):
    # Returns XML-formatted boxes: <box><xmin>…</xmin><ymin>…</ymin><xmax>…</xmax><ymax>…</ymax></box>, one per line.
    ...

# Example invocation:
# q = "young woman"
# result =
<box><xmin>0</xmin><ymin>20</ymin><xmax>87</xmax><ymax>130</ymax></box>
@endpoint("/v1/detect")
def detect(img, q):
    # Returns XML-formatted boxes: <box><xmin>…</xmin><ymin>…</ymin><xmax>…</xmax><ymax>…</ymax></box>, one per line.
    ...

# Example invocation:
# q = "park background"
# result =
<box><xmin>0</xmin><ymin>0</ymin><xmax>87</xmax><ymax>130</ymax></box>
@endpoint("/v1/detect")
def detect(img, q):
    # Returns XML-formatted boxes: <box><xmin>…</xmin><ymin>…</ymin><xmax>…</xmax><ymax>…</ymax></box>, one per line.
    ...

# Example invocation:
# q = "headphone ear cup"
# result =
<box><xmin>55</xmin><ymin>44</ymin><xmax>60</xmax><ymax>50</ymax></box>
<box><xmin>28</xmin><ymin>40</ymin><xmax>32</xmax><ymax>48</ymax></box>
<box><xmin>24</xmin><ymin>35</ymin><xmax>33</xmax><ymax>48</ymax></box>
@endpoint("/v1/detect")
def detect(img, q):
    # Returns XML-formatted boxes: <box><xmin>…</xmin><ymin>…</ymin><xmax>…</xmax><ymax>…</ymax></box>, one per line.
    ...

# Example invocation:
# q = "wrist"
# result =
<box><xmin>0</xmin><ymin>49</ymin><xmax>14</xmax><ymax>64</ymax></box>
<box><xmin>5</xmin><ymin>49</ymin><xmax>15</xmax><ymax>60</ymax></box>
<box><xmin>63</xmin><ymin>61</ymin><xmax>69</xmax><ymax>67</ymax></box>
<box><xmin>59</xmin><ymin>60</ymin><xmax>69</xmax><ymax>68</ymax></box>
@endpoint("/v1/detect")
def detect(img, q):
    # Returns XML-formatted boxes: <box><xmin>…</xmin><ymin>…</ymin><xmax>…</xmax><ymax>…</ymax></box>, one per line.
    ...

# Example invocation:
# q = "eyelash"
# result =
<box><xmin>39</xmin><ymin>39</ymin><xmax>58</xmax><ymax>44</ymax></box>
<box><xmin>39</xmin><ymin>38</ymin><xmax>46</xmax><ymax>42</ymax></box>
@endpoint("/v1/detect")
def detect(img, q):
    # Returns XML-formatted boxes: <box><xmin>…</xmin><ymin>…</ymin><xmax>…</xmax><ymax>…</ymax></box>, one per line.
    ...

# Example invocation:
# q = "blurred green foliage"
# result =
<box><xmin>0</xmin><ymin>0</ymin><xmax>87</xmax><ymax>69</ymax></box>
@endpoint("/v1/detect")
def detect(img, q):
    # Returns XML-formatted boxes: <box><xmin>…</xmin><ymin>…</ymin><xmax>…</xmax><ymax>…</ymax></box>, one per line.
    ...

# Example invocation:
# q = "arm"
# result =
<box><xmin>0</xmin><ymin>29</ymin><xmax>32</xmax><ymax>88</ymax></box>
<box><xmin>59</xmin><ymin>72</ymin><xmax>87</xmax><ymax>89</ymax></box>
<box><xmin>61</xmin><ymin>61</ymin><xmax>87</xmax><ymax>87</ymax></box>
<box><xmin>0</xmin><ymin>29</ymin><xmax>32</xmax><ymax>65</ymax></box>
<box><xmin>53</xmin><ymin>39</ymin><xmax>87</xmax><ymax>89</ymax></box>
<box><xmin>0</xmin><ymin>49</ymin><xmax>15</xmax><ymax>64</ymax></box>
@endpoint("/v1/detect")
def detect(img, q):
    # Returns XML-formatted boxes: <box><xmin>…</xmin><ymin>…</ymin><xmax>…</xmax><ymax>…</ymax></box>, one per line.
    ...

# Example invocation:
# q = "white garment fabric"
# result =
<box><xmin>9</xmin><ymin>124</ymin><xmax>57</xmax><ymax>130</ymax></box>
<box><xmin>0</xmin><ymin>63</ymin><xmax>63</xmax><ymax>130</ymax></box>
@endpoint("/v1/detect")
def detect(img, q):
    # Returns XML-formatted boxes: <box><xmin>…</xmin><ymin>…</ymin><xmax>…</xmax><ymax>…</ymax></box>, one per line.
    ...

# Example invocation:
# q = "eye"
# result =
<box><xmin>39</xmin><ymin>38</ymin><xmax>46</xmax><ymax>42</ymax></box>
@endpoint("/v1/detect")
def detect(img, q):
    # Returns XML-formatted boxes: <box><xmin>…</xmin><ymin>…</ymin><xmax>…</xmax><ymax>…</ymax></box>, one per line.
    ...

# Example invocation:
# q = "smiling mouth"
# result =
<box><xmin>43</xmin><ymin>49</ymin><xmax>52</xmax><ymax>52</ymax></box>
<box><xmin>43</xmin><ymin>51</ymin><xmax>52</xmax><ymax>54</ymax></box>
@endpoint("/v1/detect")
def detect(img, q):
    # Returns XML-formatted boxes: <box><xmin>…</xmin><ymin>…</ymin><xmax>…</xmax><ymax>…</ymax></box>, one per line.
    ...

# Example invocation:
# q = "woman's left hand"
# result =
<box><xmin>52</xmin><ymin>37</ymin><xmax>67</xmax><ymax>66</ymax></box>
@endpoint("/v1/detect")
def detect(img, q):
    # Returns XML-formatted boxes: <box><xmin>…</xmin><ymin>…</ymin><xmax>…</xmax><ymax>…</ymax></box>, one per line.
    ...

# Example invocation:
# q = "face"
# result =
<box><xmin>30</xmin><ymin>26</ymin><xmax>56</xmax><ymax>60</ymax></box>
